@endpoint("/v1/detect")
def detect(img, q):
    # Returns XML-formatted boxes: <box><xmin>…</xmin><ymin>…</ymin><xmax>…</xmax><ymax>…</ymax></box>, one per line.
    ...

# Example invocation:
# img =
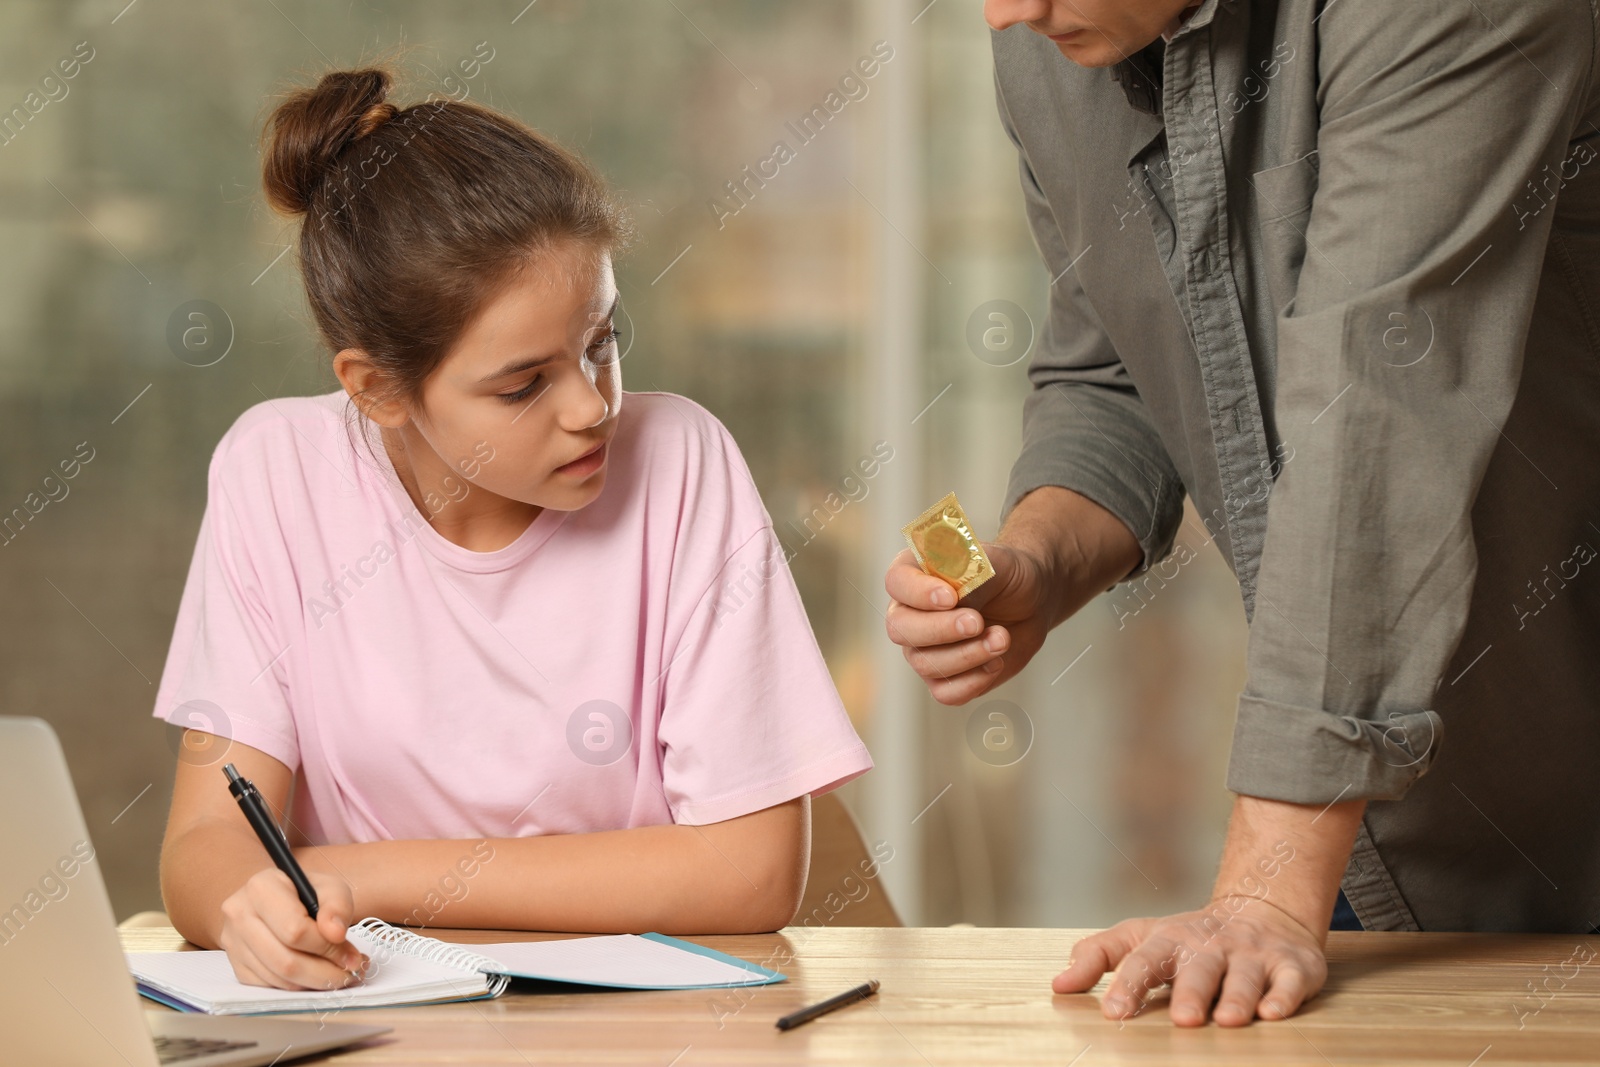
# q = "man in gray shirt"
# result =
<box><xmin>885</xmin><ymin>0</ymin><xmax>1600</xmax><ymax>1027</ymax></box>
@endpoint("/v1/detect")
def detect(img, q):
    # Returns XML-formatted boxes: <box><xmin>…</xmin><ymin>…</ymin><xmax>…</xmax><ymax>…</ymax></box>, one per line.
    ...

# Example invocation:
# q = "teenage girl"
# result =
<box><xmin>154</xmin><ymin>66</ymin><xmax>873</xmax><ymax>991</ymax></box>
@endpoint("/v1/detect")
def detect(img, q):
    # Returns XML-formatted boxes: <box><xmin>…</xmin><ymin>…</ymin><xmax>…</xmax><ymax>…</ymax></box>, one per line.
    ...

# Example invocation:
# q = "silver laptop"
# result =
<box><xmin>1</xmin><ymin>716</ymin><xmax>391</xmax><ymax>1066</ymax></box>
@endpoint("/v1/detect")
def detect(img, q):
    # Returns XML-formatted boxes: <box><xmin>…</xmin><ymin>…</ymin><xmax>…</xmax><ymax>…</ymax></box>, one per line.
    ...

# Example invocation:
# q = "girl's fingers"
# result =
<box><xmin>219</xmin><ymin>928</ymin><xmax>275</xmax><ymax>990</ymax></box>
<box><xmin>223</xmin><ymin>915</ymin><xmax>308</xmax><ymax>991</ymax></box>
<box><xmin>313</xmin><ymin>870</ymin><xmax>357</xmax><ymax>927</ymax></box>
<box><xmin>308</xmin><ymin>870</ymin><xmax>360</xmax><ymax>958</ymax></box>
<box><xmin>237</xmin><ymin>909</ymin><xmax>360</xmax><ymax>991</ymax></box>
<box><xmin>250</xmin><ymin>870</ymin><xmax>363</xmax><ymax>972</ymax></box>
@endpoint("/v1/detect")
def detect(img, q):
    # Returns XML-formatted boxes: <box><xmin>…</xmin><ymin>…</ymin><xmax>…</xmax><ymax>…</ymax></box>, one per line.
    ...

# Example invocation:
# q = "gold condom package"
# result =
<box><xmin>902</xmin><ymin>491</ymin><xmax>995</xmax><ymax>599</ymax></box>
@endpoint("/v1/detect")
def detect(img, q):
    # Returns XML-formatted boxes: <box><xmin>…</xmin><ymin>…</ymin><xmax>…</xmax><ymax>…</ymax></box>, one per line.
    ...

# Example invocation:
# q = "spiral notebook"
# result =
<box><xmin>128</xmin><ymin>917</ymin><xmax>786</xmax><ymax>1015</ymax></box>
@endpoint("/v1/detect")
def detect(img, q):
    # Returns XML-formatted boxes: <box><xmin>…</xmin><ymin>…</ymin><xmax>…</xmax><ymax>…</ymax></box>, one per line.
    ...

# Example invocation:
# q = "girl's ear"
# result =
<box><xmin>334</xmin><ymin>348</ymin><xmax>408</xmax><ymax>428</ymax></box>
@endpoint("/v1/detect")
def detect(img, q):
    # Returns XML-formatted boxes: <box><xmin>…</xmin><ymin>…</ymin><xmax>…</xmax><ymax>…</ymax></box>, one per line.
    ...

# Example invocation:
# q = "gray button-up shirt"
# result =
<box><xmin>995</xmin><ymin>0</ymin><xmax>1600</xmax><ymax>931</ymax></box>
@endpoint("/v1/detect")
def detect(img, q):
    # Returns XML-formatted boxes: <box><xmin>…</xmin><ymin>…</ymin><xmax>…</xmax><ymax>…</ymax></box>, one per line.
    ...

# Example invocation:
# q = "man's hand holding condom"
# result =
<box><xmin>884</xmin><ymin>485</ymin><xmax>1143</xmax><ymax>705</ymax></box>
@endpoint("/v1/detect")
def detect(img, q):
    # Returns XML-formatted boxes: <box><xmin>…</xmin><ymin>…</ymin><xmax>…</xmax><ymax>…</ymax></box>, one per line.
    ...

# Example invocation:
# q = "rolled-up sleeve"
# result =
<box><xmin>995</xmin><ymin>66</ymin><xmax>1186</xmax><ymax>579</ymax></box>
<box><xmin>1226</xmin><ymin>0</ymin><xmax>1598</xmax><ymax>802</ymax></box>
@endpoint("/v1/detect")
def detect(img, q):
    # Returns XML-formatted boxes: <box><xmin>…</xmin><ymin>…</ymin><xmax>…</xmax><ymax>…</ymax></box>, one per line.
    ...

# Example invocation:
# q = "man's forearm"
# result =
<box><xmin>1212</xmin><ymin>793</ymin><xmax>1366</xmax><ymax>944</ymax></box>
<box><xmin>997</xmin><ymin>485</ymin><xmax>1143</xmax><ymax>627</ymax></box>
<box><xmin>1000</xmin><ymin>489</ymin><xmax>1361</xmax><ymax>933</ymax></box>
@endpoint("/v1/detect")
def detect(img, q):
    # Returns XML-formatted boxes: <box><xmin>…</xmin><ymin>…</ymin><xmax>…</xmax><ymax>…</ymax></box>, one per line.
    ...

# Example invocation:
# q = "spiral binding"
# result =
<box><xmin>351</xmin><ymin>916</ymin><xmax>511</xmax><ymax>996</ymax></box>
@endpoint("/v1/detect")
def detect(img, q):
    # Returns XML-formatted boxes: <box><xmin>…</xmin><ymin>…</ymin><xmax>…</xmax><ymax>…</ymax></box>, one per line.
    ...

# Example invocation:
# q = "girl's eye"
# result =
<box><xmin>497</xmin><ymin>374</ymin><xmax>544</xmax><ymax>405</ymax></box>
<box><xmin>588</xmin><ymin>327</ymin><xmax>623</xmax><ymax>363</ymax></box>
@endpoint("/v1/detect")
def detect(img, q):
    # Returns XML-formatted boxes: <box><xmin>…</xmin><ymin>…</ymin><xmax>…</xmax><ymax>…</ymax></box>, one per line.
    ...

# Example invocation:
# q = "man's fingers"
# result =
<box><xmin>1052</xmin><ymin>925</ymin><xmax>1144</xmax><ymax>994</ymax></box>
<box><xmin>921</xmin><ymin>659</ymin><xmax>1008</xmax><ymax>706</ymax></box>
<box><xmin>884</xmin><ymin>550</ymin><xmax>958</xmax><ymax>610</ymax></box>
<box><xmin>1103</xmin><ymin>937</ymin><xmax>1177</xmax><ymax>1020</ymax></box>
<box><xmin>1212</xmin><ymin>956</ymin><xmax>1269</xmax><ymax>1028</ymax></box>
<box><xmin>1052</xmin><ymin>907</ymin><xmax>1327</xmax><ymax>1028</ymax></box>
<box><xmin>1053</xmin><ymin>940</ymin><xmax>1114</xmax><ymax>994</ymax></box>
<box><xmin>1167</xmin><ymin>948</ymin><xmax>1226</xmax><ymax>1027</ymax></box>
<box><xmin>1256</xmin><ymin>961</ymin><xmax>1311</xmax><ymax>1021</ymax></box>
<box><xmin>883</xmin><ymin>599</ymin><xmax>988</xmax><ymax>651</ymax></box>
<box><xmin>899</xmin><ymin>627</ymin><xmax>1008</xmax><ymax>678</ymax></box>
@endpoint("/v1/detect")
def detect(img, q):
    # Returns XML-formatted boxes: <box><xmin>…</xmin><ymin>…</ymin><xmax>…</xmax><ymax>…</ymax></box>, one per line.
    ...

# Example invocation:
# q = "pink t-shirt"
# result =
<box><xmin>152</xmin><ymin>389</ymin><xmax>871</xmax><ymax>844</ymax></box>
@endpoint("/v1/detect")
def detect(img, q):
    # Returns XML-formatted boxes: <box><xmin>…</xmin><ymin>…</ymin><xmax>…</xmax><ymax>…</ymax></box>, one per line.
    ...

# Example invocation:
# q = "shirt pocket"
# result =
<box><xmin>1249</xmin><ymin>151</ymin><xmax>1320</xmax><ymax>319</ymax></box>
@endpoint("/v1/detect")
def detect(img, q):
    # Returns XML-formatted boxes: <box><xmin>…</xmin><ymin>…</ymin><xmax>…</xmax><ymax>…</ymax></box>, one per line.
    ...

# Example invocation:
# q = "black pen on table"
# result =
<box><xmin>775</xmin><ymin>980</ymin><xmax>880</xmax><ymax>1031</ymax></box>
<box><xmin>222</xmin><ymin>762</ymin><xmax>320</xmax><ymax>918</ymax></box>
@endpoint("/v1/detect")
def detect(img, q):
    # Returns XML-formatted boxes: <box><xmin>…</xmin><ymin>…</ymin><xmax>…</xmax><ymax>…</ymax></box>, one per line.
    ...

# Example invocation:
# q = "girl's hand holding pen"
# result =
<box><xmin>217</xmin><ymin>867</ymin><xmax>367</xmax><ymax>991</ymax></box>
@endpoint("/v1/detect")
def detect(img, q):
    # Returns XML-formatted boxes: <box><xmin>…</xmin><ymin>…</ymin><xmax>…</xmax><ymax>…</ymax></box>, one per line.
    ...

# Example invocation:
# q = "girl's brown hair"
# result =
<box><xmin>259</xmin><ymin>65</ymin><xmax>632</xmax><ymax>415</ymax></box>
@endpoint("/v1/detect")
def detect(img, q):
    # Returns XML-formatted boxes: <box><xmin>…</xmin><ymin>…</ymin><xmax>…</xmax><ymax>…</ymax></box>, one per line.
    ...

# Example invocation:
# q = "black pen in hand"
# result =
<box><xmin>223</xmin><ymin>762</ymin><xmax>320</xmax><ymax>918</ymax></box>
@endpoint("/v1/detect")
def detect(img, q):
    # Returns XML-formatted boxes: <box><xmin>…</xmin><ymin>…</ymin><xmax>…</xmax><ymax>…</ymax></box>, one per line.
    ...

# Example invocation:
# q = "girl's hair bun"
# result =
<box><xmin>258</xmin><ymin>56</ymin><xmax>631</xmax><ymax>426</ymax></box>
<box><xmin>261</xmin><ymin>67</ymin><xmax>396</xmax><ymax>217</ymax></box>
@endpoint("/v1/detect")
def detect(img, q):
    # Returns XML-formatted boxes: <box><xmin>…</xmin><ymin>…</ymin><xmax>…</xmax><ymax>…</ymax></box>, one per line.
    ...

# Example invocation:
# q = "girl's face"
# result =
<box><xmin>410</xmin><ymin>240</ymin><xmax>623</xmax><ymax>512</ymax></box>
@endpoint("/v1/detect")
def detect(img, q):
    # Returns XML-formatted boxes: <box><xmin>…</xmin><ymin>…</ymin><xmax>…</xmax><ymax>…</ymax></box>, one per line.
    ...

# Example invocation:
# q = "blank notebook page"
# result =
<box><xmin>478</xmin><ymin>934</ymin><xmax>773</xmax><ymax>988</ymax></box>
<box><xmin>127</xmin><ymin>928</ymin><xmax>489</xmax><ymax>1014</ymax></box>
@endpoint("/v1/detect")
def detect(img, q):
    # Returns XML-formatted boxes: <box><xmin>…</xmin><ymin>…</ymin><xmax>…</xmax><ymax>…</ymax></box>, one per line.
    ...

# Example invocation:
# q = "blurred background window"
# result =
<box><xmin>2</xmin><ymin>0</ymin><xmax>1247</xmax><ymax>927</ymax></box>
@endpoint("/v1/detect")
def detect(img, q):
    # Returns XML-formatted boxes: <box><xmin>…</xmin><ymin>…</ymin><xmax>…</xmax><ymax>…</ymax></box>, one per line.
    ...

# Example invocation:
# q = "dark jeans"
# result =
<box><xmin>1330</xmin><ymin>888</ymin><xmax>1363</xmax><ymax>931</ymax></box>
<box><xmin>1332</xmin><ymin>888</ymin><xmax>1600</xmax><ymax>933</ymax></box>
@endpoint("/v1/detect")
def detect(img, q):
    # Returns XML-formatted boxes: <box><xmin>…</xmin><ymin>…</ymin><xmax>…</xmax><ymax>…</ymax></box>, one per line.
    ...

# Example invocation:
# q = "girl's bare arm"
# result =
<box><xmin>161</xmin><ymin>733</ymin><xmax>810</xmax><ymax>989</ymax></box>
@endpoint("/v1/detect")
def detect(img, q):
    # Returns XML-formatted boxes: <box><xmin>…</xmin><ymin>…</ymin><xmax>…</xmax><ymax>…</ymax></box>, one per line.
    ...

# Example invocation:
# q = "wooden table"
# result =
<box><xmin>119</xmin><ymin>922</ymin><xmax>1600</xmax><ymax>1065</ymax></box>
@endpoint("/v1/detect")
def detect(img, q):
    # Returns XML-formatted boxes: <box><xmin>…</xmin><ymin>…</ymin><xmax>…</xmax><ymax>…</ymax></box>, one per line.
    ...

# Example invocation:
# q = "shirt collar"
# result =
<box><xmin>1109</xmin><ymin>40</ymin><xmax>1165</xmax><ymax>116</ymax></box>
<box><xmin>1162</xmin><ymin>0</ymin><xmax>1214</xmax><ymax>42</ymax></box>
<box><xmin>1110</xmin><ymin>0</ymin><xmax>1222</xmax><ymax>116</ymax></box>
